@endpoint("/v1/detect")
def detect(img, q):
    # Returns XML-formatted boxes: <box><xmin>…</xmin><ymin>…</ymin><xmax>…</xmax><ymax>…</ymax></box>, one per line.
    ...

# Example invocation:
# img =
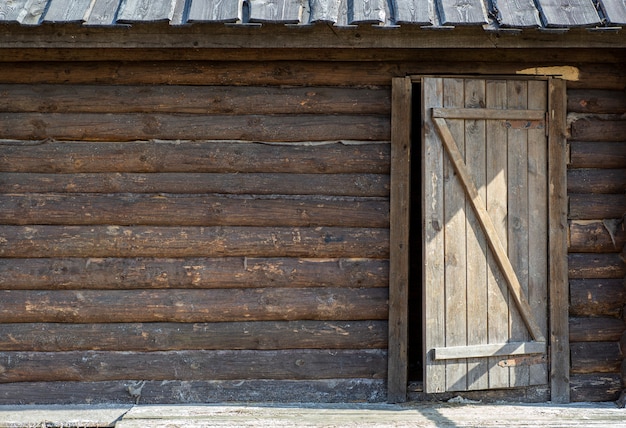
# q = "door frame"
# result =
<box><xmin>387</xmin><ymin>76</ymin><xmax>568</xmax><ymax>403</ymax></box>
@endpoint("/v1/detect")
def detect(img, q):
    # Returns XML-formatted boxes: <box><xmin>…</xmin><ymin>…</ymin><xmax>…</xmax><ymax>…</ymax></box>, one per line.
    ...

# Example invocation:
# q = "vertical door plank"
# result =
<box><xmin>507</xmin><ymin>80</ymin><xmax>530</xmax><ymax>387</ymax></box>
<box><xmin>527</xmin><ymin>79</ymin><xmax>549</xmax><ymax>386</ymax></box>
<box><xmin>485</xmin><ymin>79</ymin><xmax>511</xmax><ymax>389</ymax></box>
<box><xmin>388</xmin><ymin>77</ymin><xmax>412</xmax><ymax>403</ymax></box>
<box><xmin>442</xmin><ymin>78</ymin><xmax>468</xmax><ymax>392</ymax></box>
<box><xmin>464</xmin><ymin>79</ymin><xmax>488</xmax><ymax>391</ymax></box>
<box><xmin>423</xmin><ymin>77</ymin><xmax>446</xmax><ymax>393</ymax></box>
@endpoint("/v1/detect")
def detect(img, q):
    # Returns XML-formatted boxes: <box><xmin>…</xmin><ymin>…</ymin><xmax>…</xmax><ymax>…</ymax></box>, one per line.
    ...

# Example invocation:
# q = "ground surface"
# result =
<box><xmin>0</xmin><ymin>401</ymin><xmax>624</xmax><ymax>427</ymax></box>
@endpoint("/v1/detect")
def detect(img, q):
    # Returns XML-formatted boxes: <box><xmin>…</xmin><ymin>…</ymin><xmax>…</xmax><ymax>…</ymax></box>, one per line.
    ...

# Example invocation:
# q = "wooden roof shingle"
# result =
<box><xmin>0</xmin><ymin>0</ymin><xmax>624</xmax><ymax>29</ymax></box>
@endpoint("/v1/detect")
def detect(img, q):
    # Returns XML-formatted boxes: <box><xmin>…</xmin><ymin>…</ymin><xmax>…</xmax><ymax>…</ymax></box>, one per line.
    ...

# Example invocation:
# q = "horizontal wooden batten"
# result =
<box><xmin>568</xmin><ymin>253</ymin><xmax>626</xmax><ymax>279</ymax></box>
<box><xmin>569</xmin><ymin>194</ymin><xmax>626</xmax><ymax>220</ymax></box>
<box><xmin>0</xmin><ymin>288</ymin><xmax>388</xmax><ymax>323</ymax></box>
<box><xmin>0</xmin><ymin>321</ymin><xmax>388</xmax><ymax>352</ymax></box>
<box><xmin>569</xmin><ymin>317</ymin><xmax>626</xmax><ymax>343</ymax></box>
<box><xmin>569</xmin><ymin>142</ymin><xmax>626</xmax><ymax>169</ymax></box>
<box><xmin>0</xmin><ymin>141</ymin><xmax>390</xmax><ymax>174</ymax></box>
<box><xmin>0</xmin><ymin>84</ymin><xmax>391</xmax><ymax>115</ymax></box>
<box><xmin>0</xmin><ymin>226</ymin><xmax>390</xmax><ymax>258</ymax></box>
<box><xmin>570</xmin><ymin>279</ymin><xmax>626</xmax><ymax>318</ymax></box>
<box><xmin>570</xmin><ymin>342</ymin><xmax>623</xmax><ymax>374</ymax></box>
<box><xmin>0</xmin><ymin>349</ymin><xmax>388</xmax><ymax>383</ymax></box>
<box><xmin>433</xmin><ymin>342</ymin><xmax>546</xmax><ymax>361</ymax></box>
<box><xmin>0</xmin><ymin>257</ymin><xmax>388</xmax><ymax>290</ymax></box>
<box><xmin>432</xmin><ymin>108</ymin><xmax>545</xmax><ymax>120</ymax></box>
<box><xmin>0</xmin><ymin>173</ymin><xmax>390</xmax><ymax>197</ymax></box>
<box><xmin>0</xmin><ymin>194</ymin><xmax>389</xmax><ymax>228</ymax></box>
<box><xmin>0</xmin><ymin>113</ymin><xmax>390</xmax><ymax>142</ymax></box>
<box><xmin>568</xmin><ymin>220</ymin><xmax>626</xmax><ymax>253</ymax></box>
<box><xmin>567</xmin><ymin>169</ymin><xmax>626</xmax><ymax>194</ymax></box>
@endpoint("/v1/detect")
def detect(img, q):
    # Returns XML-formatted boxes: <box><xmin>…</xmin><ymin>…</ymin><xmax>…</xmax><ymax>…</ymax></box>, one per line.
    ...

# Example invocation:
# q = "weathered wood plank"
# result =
<box><xmin>309</xmin><ymin>0</ymin><xmax>342</xmax><ymax>24</ymax></box>
<box><xmin>569</xmin><ymin>116</ymin><xmax>626</xmax><ymax>142</ymax></box>
<box><xmin>568</xmin><ymin>253</ymin><xmax>626</xmax><ymax>279</ymax></box>
<box><xmin>117</xmin><ymin>0</ymin><xmax>173</xmax><ymax>22</ymax></box>
<box><xmin>0</xmin><ymin>113</ymin><xmax>390</xmax><ymax>142</ymax></box>
<box><xmin>0</xmin><ymin>141</ymin><xmax>390</xmax><ymax>174</ymax></box>
<box><xmin>348</xmin><ymin>0</ymin><xmax>386</xmax><ymax>24</ymax></box>
<box><xmin>188</xmin><ymin>0</ymin><xmax>240</xmax><ymax>23</ymax></box>
<box><xmin>570</xmin><ymin>279</ymin><xmax>626</xmax><ymax>318</ymax></box>
<box><xmin>0</xmin><ymin>257</ymin><xmax>389</xmax><ymax>290</ymax></box>
<box><xmin>0</xmin><ymin>349</ymin><xmax>388</xmax><ymax>382</ymax></box>
<box><xmin>535</xmin><ymin>0</ymin><xmax>601</xmax><ymax>27</ymax></box>
<box><xmin>567</xmin><ymin>89</ymin><xmax>626</xmax><ymax>114</ymax></box>
<box><xmin>432</xmin><ymin>108</ymin><xmax>545</xmax><ymax>120</ymax></box>
<box><xmin>567</xmin><ymin>169</ymin><xmax>626</xmax><ymax>194</ymax></box>
<box><xmin>569</xmin><ymin>194</ymin><xmax>626</xmax><ymax>220</ymax></box>
<box><xmin>42</xmin><ymin>0</ymin><xmax>92</xmax><ymax>23</ymax></box>
<box><xmin>437</xmin><ymin>0</ymin><xmax>488</xmax><ymax>25</ymax></box>
<box><xmin>569</xmin><ymin>317</ymin><xmax>626</xmax><ymax>343</ymax></box>
<box><xmin>0</xmin><ymin>288</ymin><xmax>389</xmax><ymax>323</ymax></box>
<box><xmin>0</xmin><ymin>379</ymin><xmax>388</xmax><ymax>404</ymax></box>
<box><xmin>569</xmin><ymin>220</ymin><xmax>625</xmax><ymax>253</ymax></box>
<box><xmin>569</xmin><ymin>142</ymin><xmax>626</xmax><ymax>169</ymax></box>
<box><xmin>0</xmin><ymin>172</ymin><xmax>390</xmax><ymax>197</ymax></box>
<box><xmin>391</xmin><ymin>0</ymin><xmax>431</xmax><ymax>24</ymax></box>
<box><xmin>570</xmin><ymin>373</ymin><xmax>623</xmax><ymax>402</ymax></box>
<box><xmin>15</xmin><ymin>0</ymin><xmax>47</xmax><ymax>24</ymax></box>
<box><xmin>0</xmin><ymin>84</ymin><xmax>391</xmax><ymax>115</ymax></box>
<box><xmin>0</xmin><ymin>194</ymin><xmax>389</xmax><ymax>228</ymax></box>
<box><xmin>249</xmin><ymin>0</ymin><xmax>302</xmax><ymax>23</ymax></box>
<box><xmin>599</xmin><ymin>0</ymin><xmax>626</xmax><ymax>25</ymax></box>
<box><xmin>0</xmin><ymin>0</ymin><xmax>29</xmax><ymax>22</ymax></box>
<box><xmin>0</xmin><ymin>226</ymin><xmax>390</xmax><ymax>258</ymax></box>
<box><xmin>491</xmin><ymin>0</ymin><xmax>541</xmax><ymax>28</ymax></box>
<box><xmin>0</xmin><ymin>320</ymin><xmax>388</xmax><ymax>351</ymax></box>
<box><xmin>571</xmin><ymin>342</ymin><xmax>623</xmax><ymax>374</ymax></box>
<box><xmin>83</xmin><ymin>0</ymin><xmax>121</xmax><ymax>26</ymax></box>
<box><xmin>434</xmin><ymin>342</ymin><xmax>545</xmax><ymax>360</ymax></box>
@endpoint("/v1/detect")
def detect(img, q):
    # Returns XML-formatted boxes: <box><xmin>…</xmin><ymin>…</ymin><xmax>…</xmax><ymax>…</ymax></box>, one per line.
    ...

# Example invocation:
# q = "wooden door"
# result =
<box><xmin>422</xmin><ymin>77</ymin><xmax>549</xmax><ymax>393</ymax></box>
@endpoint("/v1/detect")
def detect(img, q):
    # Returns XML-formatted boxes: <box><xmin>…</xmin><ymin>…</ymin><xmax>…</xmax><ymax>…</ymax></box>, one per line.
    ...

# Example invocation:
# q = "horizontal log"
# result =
<box><xmin>0</xmin><ymin>349</ymin><xmax>388</xmax><ymax>383</ymax></box>
<box><xmin>569</xmin><ymin>317</ymin><xmax>626</xmax><ymax>342</ymax></box>
<box><xmin>569</xmin><ymin>194</ymin><xmax>626</xmax><ymax>220</ymax></box>
<box><xmin>0</xmin><ymin>141</ymin><xmax>390</xmax><ymax>174</ymax></box>
<box><xmin>0</xmin><ymin>84</ymin><xmax>391</xmax><ymax>115</ymax></box>
<box><xmin>570</xmin><ymin>373</ymin><xmax>623</xmax><ymax>402</ymax></box>
<box><xmin>0</xmin><ymin>288</ymin><xmax>389</xmax><ymax>323</ymax></box>
<box><xmin>0</xmin><ymin>226</ymin><xmax>390</xmax><ymax>258</ymax></box>
<box><xmin>570</xmin><ymin>142</ymin><xmax>626</xmax><ymax>169</ymax></box>
<box><xmin>569</xmin><ymin>220</ymin><xmax>626</xmax><ymax>253</ymax></box>
<box><xmin>0</xmin><ymin>172</ymin><xmax>390</xmax><ymax>197</ymax></box>
<box><xmin>570</xmin><ymin>342</ymin><xmax>623</xmax><ymax>374</ymax></box>
<box><xmin>569</xmin><ymin>117</ymin><xmax>626</xmax><ymax>143</ymax></box>
<box><xmin>0</xmin><ymin>379</ymin><xmax>387</xmax><ymax>405</ymax></box>
<box><xmin>567</xmin><ymin>89</ymin><xmax>626</xmax><ymax>114</ymax></box>
<box><xmin>0</xmin><ymin>321</ymin><xmax>388</xmax><ymax>352</ymax></box>
<box><xmin>0</xmin><ymin>113</ymin><xmax>390</xmax><ymax>142</ymax></box>
<box><xmin>567</xmin><ymin>169</ymin><xmax>626</xmax><ymax>194</ymax></box>
<box><xmin>0</xmin><ymin>257</ymin><xmax>388</xmax><ymax>290</ymax></box>
<box><xmin>570</xmin><ymin>279</ymin><xmax>626</xmax><ymax>318</ymax></box>
<box><xmin>0</xmin><ymin>194</ymin><xmax>389</xmax><ymax>228</ymax></box>
<box><xmin>568</xmin><ymin>253</ymin><xmax>626</xmax><ymax>279</ymax></box>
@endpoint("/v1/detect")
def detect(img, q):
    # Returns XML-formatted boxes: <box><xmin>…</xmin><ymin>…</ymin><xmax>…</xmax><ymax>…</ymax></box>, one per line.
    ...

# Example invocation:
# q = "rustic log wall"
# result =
<box><xmin>567</xmin><ymin>87</ymin><xmax>626</xmax><ymax>402</ymax></box>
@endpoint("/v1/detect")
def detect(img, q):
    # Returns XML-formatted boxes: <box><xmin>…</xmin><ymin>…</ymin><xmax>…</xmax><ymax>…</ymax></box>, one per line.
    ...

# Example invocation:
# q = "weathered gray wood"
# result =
<box><xmin>567</xmin><ymin>169</ymin><xmax>626</xmax><ymax>194</ymax></box>
<box><xmin>16</xmin><ymin>0</ymin><xmax>48</xmax><ymax>24</ymax></box>
<box><xmin>0</xmin><ymin>0</ymin><xmax>29</xmax><ymax>22</ymax></box>
<box><xmin>188</xmin><ymin>0</ymin><xmax>241</xmax><ymax>23</ymax></box>
<box><xmin>570</xmin><ymin>279</ymin><xmax>626</xmax><ymax>318</ymax></box>
<box><xmin>309</xmin><ymin>0</ymin><xmax>342</xmax><ymax>23</ymax></box>
<box><xmin>43</xmin><ymin>0</ymin><xmax>91</xmax><ymax>23</ymax></box>
<box><xmin>491</xmin><ymin>0</ymin><xmax>541</xmax><ymax>28</ymax></box>
<box><xmin>387</xmin><ymin>77</ymin><xmax>411</xmax><ymax>403</ymax></box>
<box><xmin>392</xmin><ymin>0</ymin><xmax>432</xmax><ymax>25</ymax></box>
<box><xmin>0</xmin><ymin>288</ymin><xmax>389</xmax><ymax>323</ymax></box>
<box><xmin>0</xmin><ymin>172</ymin><xmax>390</xmax><ymax>197</ymax></box>
<box><xmin>117</xmin><ymin>0</ymin><xmax>174</xmax><ymax>22</ymax></box>
<box><xmin>0</xmin><ymin>320</ymin><xmax>388</xmax><ymax>351</ymax></box>
<box><xmin>0</xmin><ymin>257</ymin><xmax>388</xmax><ymax>290</ymax></box>
<box><xmin>569</xmin><ymin>317</ymin><xmax>626</xmax><ymax>343</ymax></box>
<box><xmin>0</xmin><ymin>113</ymin><xmax>390</xmax><ymax>142</ymax></box>
<box><xmin>535</xmin><ymin>0</ymin><xmax>601</xmax><ymax>27</ymax></box>
<box><xmin>249</xmin><ymin>0</ymin><xmax>302</xmax><ymax>23</ymax></box>
<box><xmin>569</xmin><ymin>142</ymin><xmax>626</xmax><ymax>169</ymax></box>
<box><xmin>599</xmin><ymin>0</ymin><xmax>626</xmax><ymax>25</ymax></box>
<box><xmin>569</xmin><ymin>194</ymin><xmax>626</xmax><ymax>220</ymax></box>
<box><xmin>434</xmin><ymin>342</ymin><xmax>546</xmax><ymax>360</ymax></box>
<box><xmin>0</xmin><ymin>225</ymin><xmax>390</xmax><ymax>258</ymax></box>
<box><xmin>83</xmin><ymin>0</ymin><xmax>121</xmax><ymax>26</ymax></box>
<box><xmin>568</xmin><ymin>253</ymin><xmax>626</xmax><ymax>279</ymax></box>
<box><xmin>436</xmin><ymin>0</ymin><xmax>487</xmax><ymax>25</ymax></box>
<box><xmin>432</xmin><ymin>107</ymin><xmax>545</xmax><ymax>120</ymax></box>
<box><xmin>0</xmin><ymin>349</ymin><xmax>388</xmax><ymax>382</ymax></box>
<box><xmin>0</xmin><ymin>194</ymin><xmax>389</xmax><ymax>228</ymax></box>
<box><xmin>0</xmin><ymin>141</ymin><xmax>390</xmax><ymax>174</ymax></box>
<box><xmin>348</xmin><ymin>0</ymin><xmax>386</xmax><ymax>24</ymax></box>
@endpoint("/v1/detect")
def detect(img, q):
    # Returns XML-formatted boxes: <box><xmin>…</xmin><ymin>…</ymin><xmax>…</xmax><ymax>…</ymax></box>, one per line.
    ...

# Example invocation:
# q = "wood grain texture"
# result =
<box><xmin>569</xmin><ymin>194</ymin><xmax>626</xmax><ymax>220</ymax></box>
<box><xmin>437</xmin><ymin>0</ymin><xmax>487</xmax><ymax>25</ymax></box>
<box><xmin>491</xmin><ymin>0</ymin><xmax>541</xmax><ymax>28</ymax></box>
<box><xmin>0</xmin><ymin>320</ymin><xmax>388</xmax><ymax>351</ymax></box>
<box><xmin>570</xmin><ymin>373</ymin><xmax>622</xmax><ymax>402</ymax></box>
<box><xmin>569</xmin><ymin>117</ymin><xmax>626</xmax><ymax>143</ymax></box>
<box><xmin>568</xmin><ymin>253</ymin><xmax>626</xmax><ymax>279</ymax></box>
<box><xmin>43</xmin><ymin>0</ymin><xmax>92</xmax><ymax>23</ymax></box>
<box><xmin>567</xmin><ymin>169</ymin><xmax>626</xmax><ymax>194</ymax></box>
<box><xmin>0</xmin><ymin>288</ymin><xmax>389</xmax><ymax>323</ymax></box>
<box><xmin>83</xmin><ymin>0</ymin><xmax>120</xmax><ymax>26</ymax></box>
<box><xmin>570</xmin><ymin>342</ymin><xmax>623</xmax><ymax>374</ymax></box>
<box><xmin>392</xmin><ymin>0</ymin><xmax>431</xmax><ymax>24</ymax></box>
<box><xmin>249</xmin><ymin>0</ymin><xmax>302</xmax><ymax>23</ymax></box>
<box><xmin>0</xmin><ymin>257</ymin><xmax>388</xmax><ymax>290</ymax></box>
<box><xmin>535</xmin><ymin>0</ymin><xmax>601</xmax><ymax>27</ymax></box>
<box><xmin>117</xmin><ymin>0</ymin><xmax>173</xmax><ymax>22</ymax></box>
<box><xmin>567</xmin><ymin>89</ymin><xmax>626</xmax><ymax>114</ymax></box>
<box><xmin>568</xmin><ymin>220</ymin><xmax>625</xmax><ymax>253</ymax></box>
<box><xmin>188</xmin><ymin>0</ymin><xmax>241</xmax><ymax>23</ymax></box>
<box><xmin>569</xmin><ymin>279</ymin><xmax>626</xmax><ymax>318</ymax></box>
<box><xmin>569</xmin><ymin>318</ymin><xmax>626</xmax><ymax>343</ymax></box>
<box><xmin>569</xmin><ymin>142</ymin><xmax>626</xmax><ymax>169</ymax></box>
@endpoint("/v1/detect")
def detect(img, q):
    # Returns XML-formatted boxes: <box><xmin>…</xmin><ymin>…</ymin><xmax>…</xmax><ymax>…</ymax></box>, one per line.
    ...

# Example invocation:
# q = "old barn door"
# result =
<box><xmin>422</xmin><ymin>77</ymin><xmax>550</xmax><ymax>393</ymax></box>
